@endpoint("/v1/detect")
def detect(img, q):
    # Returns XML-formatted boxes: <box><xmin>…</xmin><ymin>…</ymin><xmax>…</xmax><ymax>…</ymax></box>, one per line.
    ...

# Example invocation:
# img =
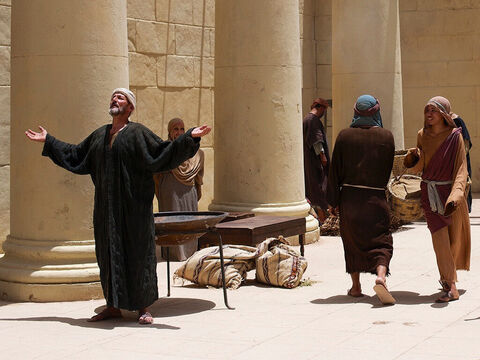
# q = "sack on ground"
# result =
<box><xmin>173</xmin><ymin>245</ymin><xmax>257</xmax><ymax>289</ymax></box>
<box><xmin>255</xmin><ymin>236</ymin><xmax>308</xmax><ymax>288</ymax></box>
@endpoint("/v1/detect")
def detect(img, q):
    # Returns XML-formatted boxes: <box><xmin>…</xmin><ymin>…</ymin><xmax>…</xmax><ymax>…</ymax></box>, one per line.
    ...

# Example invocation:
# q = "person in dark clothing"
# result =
<box><xmin>303</xmin><ymin>98</ymin><xmax>330</xmax><ymax>222</ymax></box>
<box><xmin>452</xmin><ymin>115</ymin><xmax>473</xmax><ymax>212</ymax></box>
<box><xmin>327</xmin><ymin>95</ymin><xmax>395</xmax><ymax>305</ymax></box>
<box><xmin>25</xmin><ymin>88</ymin><xmax>211</xmax><ymax>324</ymax></box>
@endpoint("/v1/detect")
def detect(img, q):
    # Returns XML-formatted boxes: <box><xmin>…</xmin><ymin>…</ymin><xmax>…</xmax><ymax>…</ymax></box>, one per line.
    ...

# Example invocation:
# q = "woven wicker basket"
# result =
<box><xmin>392</xmin><ymin>150</ymin><xmax>408</xmax><ymax>177</ymax></box>
<box><xmin>392</xmin><ymin>149</ymin><xmax>421</xmax><ymax>177</ymax></box>
<box><xmin>387</xmin><ymin>175</ymin><xmax>424</xmax><ymax>222</ymax></box>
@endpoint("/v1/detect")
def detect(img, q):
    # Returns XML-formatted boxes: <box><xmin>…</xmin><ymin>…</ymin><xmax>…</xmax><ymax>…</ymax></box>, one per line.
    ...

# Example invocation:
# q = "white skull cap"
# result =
<box><xmin>112</xmin><ymin>88</ymin><xmax>136</xmax><ymax>110</ymax></box>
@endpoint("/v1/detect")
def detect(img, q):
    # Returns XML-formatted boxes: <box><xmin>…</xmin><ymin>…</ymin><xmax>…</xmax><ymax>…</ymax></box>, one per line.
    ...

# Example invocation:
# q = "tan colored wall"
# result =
<box><xmin>0</xmin><ymin>0</ymin><xmax>478</xmax><ymax>246</ymax></box>
<box><xmin>300</xmin><ymin>0</ymin><xmax>333</xmax><ymax>147</ymax></box>
<box><xmin>332</xmin><ymin>1</ymin><xmax>404</xmax><ymax>149</ymax></box>
<box><xmin>127</xmin><ymin>0</ymin><xmax>215</xmax><ymax>210</ymax></box>
<box><xmin>400</xmin><ymin>0</ymin><xmax>480</xmax><ymax>191</ymax></box>
<box><xmin>0</xmin><ymin>0</ymin><xmax>10</xmax><ymax>250</ymax></box>
<box><xmin>315</xmin><ymin>0</ymin><xmax>333</xmax><ymax>147</ymax></box>
<box><xmin>300</xmin><ymin>0</ymin><xmax>317</xmax><ymax>115</ymax></box>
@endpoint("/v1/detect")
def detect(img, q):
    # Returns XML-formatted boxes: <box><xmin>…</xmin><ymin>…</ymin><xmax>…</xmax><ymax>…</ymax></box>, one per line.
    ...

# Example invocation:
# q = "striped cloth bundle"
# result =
<box><xmin>173</xmin><ymin>236</ymin><xmax>308</xmax><ymax>289</ymax></box>
<box><xmin>173</xmin><ymin>244</ymin><xmax>258</xmax><ymax>289</ymax></box>
<box><xmin>255</xmin><ymin>236</ymin><xmax>308</xmax><ymax>289</ymax></box>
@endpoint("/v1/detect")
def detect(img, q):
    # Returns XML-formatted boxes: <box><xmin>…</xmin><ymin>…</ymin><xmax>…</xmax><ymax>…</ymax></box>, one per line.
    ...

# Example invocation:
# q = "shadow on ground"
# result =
<box><xmin>0</xmin><ymin>315</ymin><xmax>180</xmax><ymax>330</ymax></box>
<box><xmin>311</xmin><ymin>289</ymin><xmax>466</xmax><ymax>308</ymax></box>
<box><xmin>150</xmin><ymin>297</ymin><xmax>216</xmax><ymax>317</ymax></box>
<box><xmin>0</xmin><ymin>297</ymin><xmax>216</xmax><ymax>329</ymax></box>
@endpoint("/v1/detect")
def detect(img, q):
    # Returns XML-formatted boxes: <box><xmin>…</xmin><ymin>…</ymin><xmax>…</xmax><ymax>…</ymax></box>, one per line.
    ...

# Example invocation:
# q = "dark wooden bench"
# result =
<box><xmin>198</xmin><ymin>215</ymin><xmax>307</xmax><ymax>256</ymax></box>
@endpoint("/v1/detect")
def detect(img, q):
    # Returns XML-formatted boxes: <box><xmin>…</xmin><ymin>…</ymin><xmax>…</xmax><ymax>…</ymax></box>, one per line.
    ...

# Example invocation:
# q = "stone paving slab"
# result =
<box><xmin>0</xmin><ymin>198</ymin><xmax>479</xmax><ymax>359</ymax></box>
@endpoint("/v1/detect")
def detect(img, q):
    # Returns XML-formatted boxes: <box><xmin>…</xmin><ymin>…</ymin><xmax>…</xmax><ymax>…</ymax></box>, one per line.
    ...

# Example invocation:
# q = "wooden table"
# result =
<box><xmin>219</xmin><ymin>211</ymin><xmax>255</xmax><ymax>223</ymax></box>
<box><xmin>198</xmin><ymin>215</ymin><xmax>307</xmax><ymax>256</ymax></box>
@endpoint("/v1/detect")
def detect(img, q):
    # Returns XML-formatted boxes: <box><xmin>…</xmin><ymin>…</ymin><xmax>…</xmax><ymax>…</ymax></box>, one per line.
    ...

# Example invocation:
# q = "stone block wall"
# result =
<box><xmin>127</xmin><ymin>0</ymin><xmax>215</xmax><ymax>210</ymax></box>
<box><xmin>400</xmin><ymin>0</ymin><xmax>480</xmax><ymax>191</ymax></box>
<box><xmin>0</xmin><ymin>0</ymin><xmax>477</xmax><ymax>249</ymax></box>
<box><xmin>0</xmin><ymin>0</ymin><xmax>10</xmax><ymax>249</ymax></box>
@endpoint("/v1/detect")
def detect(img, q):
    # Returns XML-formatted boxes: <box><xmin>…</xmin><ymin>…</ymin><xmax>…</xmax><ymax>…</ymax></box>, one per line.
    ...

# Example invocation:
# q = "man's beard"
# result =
<box><xmin>109</xmin><ymin>105</ymin><xmax>126</xmax><ymax>116</ymax></box>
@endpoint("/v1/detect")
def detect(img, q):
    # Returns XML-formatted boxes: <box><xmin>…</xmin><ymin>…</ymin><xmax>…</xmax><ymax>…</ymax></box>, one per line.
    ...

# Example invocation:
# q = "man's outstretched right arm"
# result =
<box><xmin>26</xmin><ymin>125</ymin><xmax>93</xmax><ymax>175</ymax></box>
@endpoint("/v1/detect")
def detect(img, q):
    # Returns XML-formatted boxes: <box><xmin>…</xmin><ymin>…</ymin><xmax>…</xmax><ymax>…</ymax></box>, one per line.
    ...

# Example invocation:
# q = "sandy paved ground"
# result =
<box><xmin>0</xmin><ymin>198</ymin><xmax>479</xmax><ymax>359</ymax></box>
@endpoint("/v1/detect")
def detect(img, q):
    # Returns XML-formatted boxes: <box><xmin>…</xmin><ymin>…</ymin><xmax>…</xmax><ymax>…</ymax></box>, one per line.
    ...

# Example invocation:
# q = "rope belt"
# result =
<box><xmin>421</xmin><ymin>179</ymin><xmax>452</xmax><ymax>215</ymax></box>
<box><xmin>342</xmin><ymin>183</ymin><xmax>385</xmax><ymax>191</ymax></box>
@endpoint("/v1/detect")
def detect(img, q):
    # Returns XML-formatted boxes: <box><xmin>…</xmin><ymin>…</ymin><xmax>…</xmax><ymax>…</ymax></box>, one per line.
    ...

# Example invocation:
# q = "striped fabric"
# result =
<box><xmin>255</xmin><ymin>237</ymin><xmax>308</xmax><ymax>289</ymax></box>
<box><xmin>173</xmin><ymin>237</ymin><xmax>308</xmax><ymax>289</ymax></box>
<box><xmin>173</xmin><ymin>244</ymin><xmax>258</xmax><ymax>289</ymax></box>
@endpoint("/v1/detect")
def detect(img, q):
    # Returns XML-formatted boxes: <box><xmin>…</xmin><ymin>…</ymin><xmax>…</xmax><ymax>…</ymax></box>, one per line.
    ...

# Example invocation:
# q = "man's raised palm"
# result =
<box><xmin>25</xmin><ymin>126</ymin><xmax>47</xmax><ymax>143</ymax></box>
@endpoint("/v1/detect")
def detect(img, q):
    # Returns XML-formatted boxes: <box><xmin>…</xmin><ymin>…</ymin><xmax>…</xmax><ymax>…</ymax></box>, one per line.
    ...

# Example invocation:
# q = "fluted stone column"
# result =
<box><xmin>332</xmin><ymin>0</ymin><xmax>404</xmax><ymax>149</ymax></box>
<box><xmin>0</xmin><ymin>0</ymin><xmax>129</xmax><ymax>301</ymax></box>
<box><xmin>211</xmin><ymin>0</ymin><xmax>319</xmax><ymax>244</ymax></box>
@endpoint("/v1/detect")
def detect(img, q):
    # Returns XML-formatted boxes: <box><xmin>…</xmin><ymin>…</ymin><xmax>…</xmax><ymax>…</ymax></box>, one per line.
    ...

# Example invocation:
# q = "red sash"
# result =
<box><xmin>421</xmin><ymin>127</ymin><xmax>461</xmax><ymax>233</ymax></box>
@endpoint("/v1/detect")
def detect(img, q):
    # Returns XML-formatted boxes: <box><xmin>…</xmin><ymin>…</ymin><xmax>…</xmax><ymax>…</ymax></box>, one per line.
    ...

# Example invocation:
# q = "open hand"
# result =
<box><xmin>191</xmin><ymin>125</ymin><xmax>212</xmax><ymax>138</ymax></box>
<box><xmin>25</xmin><ymin>126</ymin><xmax>47</xmax><ymax>143</ymax></box>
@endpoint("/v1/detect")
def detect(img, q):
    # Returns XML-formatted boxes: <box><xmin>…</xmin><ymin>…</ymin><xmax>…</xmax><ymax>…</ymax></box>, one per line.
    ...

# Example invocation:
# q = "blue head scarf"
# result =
<box><xmin>350</xmin><ymin>94</ymin><xmax>383</xmax><ymax>128</ymax></box>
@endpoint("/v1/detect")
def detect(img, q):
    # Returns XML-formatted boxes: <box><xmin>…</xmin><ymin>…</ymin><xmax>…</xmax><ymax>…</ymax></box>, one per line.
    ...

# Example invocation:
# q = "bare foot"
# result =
<box><xmin>436</xmin><ymin>282</ymin><xmax>459</xmax><ymax>303</ymax></box>
<box><xmin>87</xmin><ymin>306</ymin><xmax>122</xmax><ymax>322</ymax></box>
<box><xmin>138</xmin><ymin>311</ymin><xmax>154</xmax><ymax>325</ymax></box>
<box><xmin>375</xmin><ymin>276</ymin><xmax>386</xmax><ymax>287</ymax></box>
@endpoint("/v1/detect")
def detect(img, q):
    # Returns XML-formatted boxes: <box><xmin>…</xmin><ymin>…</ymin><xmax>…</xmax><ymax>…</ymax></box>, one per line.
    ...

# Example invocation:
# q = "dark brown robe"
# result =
<box><xmin>303</xmin><ymin>113</ymin><xmax>330</xmax><ymax>210</ymax></box>
<box><xmin>327</xmin><ymin>127</ymin><xmax>395</xmax><ymax>274</ymax></box>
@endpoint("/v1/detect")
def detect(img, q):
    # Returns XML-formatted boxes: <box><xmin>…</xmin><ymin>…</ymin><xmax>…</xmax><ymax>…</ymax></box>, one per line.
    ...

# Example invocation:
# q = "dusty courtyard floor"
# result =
<box><xmin>0</xmin><ymin>198</ymin><xmax>479</xmax><ymax>360</ymax></box>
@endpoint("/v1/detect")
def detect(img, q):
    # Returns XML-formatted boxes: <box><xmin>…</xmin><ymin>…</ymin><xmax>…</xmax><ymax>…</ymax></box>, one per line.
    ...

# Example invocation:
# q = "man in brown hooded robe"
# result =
<box><xmin>327</xmin><ymin>94</ymin><xmax>395</xmax><ymax>305</ymax></box>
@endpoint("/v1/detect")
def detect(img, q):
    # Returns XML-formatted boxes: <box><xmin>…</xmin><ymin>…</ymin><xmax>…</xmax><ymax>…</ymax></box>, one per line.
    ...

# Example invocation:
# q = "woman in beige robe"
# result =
<box><xmin>153</xmin><ymin>118</ymin><xmax>204</xmax><ymax>261</ymax></box>
<box><xmin>405</xmin><ymin>96</ymin><xmax>470</xmax><ymax>302</ymax></box>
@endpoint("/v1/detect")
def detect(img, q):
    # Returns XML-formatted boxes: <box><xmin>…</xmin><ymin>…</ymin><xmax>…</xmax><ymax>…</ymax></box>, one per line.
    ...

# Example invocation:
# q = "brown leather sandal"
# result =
<box><xmin>436</xmin><ymin>291</ymin><xmax>459</xmax><ymax>303</ymax></box>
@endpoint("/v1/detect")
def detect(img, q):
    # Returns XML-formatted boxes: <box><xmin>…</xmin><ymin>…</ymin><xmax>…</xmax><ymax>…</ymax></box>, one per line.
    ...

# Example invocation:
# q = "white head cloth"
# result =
<box><xmin>112</xmin><ymin>88</ymin><xmax>136</xmax><ymax>110</ymax></box>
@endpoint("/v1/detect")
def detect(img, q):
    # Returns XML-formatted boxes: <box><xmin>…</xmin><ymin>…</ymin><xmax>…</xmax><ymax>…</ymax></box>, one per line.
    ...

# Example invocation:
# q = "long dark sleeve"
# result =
<box><xmin>326</xmin><ymin>134</ymin><xmax>343</xmax><ymax>208</ymax></box>
<box><xmin>41</xmin><ymin>132</ymin><xmax>94</xmax><ymax>175</ymax></box>
<box><xmin>135</xmin><ymin>126</ymin><xmax>200</xmax><ymax>173</ymax></box>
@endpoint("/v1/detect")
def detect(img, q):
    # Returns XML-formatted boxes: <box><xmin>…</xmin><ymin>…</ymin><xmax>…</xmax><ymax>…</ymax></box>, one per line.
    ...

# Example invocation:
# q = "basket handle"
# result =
<box><xmin>394</xmin><ymin>167</ymin><xmax>408</xmax><ymax>182</ymax></box>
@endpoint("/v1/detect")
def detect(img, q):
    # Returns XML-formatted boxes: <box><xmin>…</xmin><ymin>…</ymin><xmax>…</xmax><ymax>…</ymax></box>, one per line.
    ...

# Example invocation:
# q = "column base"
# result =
<box><xmin>284</xmin><ymin>225</ymin><xmax>321</xmax><ymax>246</ymax></box>
<box><xmin>0</xmin><ymin>236</ymin><xmax>101</xmax><ymax>302</ymax></box>
<box><xmin>0</xmin><ymin>279</ymin><xmax>103</xmax><ymax>302</ymax></box>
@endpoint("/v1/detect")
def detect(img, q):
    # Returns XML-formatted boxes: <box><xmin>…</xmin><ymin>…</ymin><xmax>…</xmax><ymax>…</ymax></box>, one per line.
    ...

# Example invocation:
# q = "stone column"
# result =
<box><xmin>0</xmin><ymin>0</ymin><xmax>129</xmax><ymax>301</ymax></box>
<box><xmin>332</xmin><ymin>0</ymin><xmax>404</xmax><ymax>149</ymax></box>
<box><xmin>211</xmin><ymin>0</ymin><xmax>319</xmax><ymax>243</ymax></box>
